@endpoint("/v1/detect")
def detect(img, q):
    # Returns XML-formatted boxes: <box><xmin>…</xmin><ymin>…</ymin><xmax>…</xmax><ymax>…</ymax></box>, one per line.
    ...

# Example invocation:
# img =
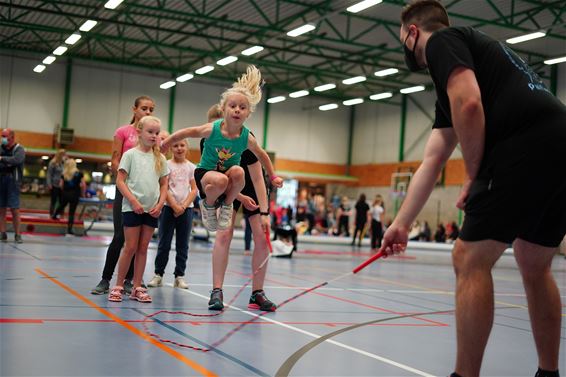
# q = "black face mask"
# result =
<box><xmin>403</xmin><ymin>31</ymin><xmax>424</xmax><ymax>72</ymax></box>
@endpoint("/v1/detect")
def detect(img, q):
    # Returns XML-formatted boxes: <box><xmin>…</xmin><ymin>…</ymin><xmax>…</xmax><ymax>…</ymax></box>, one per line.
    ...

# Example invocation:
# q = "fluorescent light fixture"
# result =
<box><xmin>104</xmin><ymin>0</ymin><xmax>123</xmax><ymax>9</ymax></box>
<box><xmin>313</xmin><ymin>83</ymin><xmax>336</xmax><ymax>92</ymax></box>
<box><xmin>195</xmin><ymin>65</ymin><xmax>214</xmax><ymax>75</ymax></box>
<box><xmin>370</xmin><ymin>92</ymin><xmax>393</xmax><ymax>100</ymax></box>
<box><xmin>79</xmin><ymin>20</ymin><xmax>97</xmax><ymax>32</ymax></box>
<box><xmin>160</xmin><ymin>81</ymin><xmax>176</xmax><ymax>89</ymax></box>
<box><xmin>75</xmin><ymin>159</ymin><xmax>83</xmax><ymax>163</ymax></box>
<box><xmin>65</xmin><ymin>33</ymin><xmax>82</xmax><ymax>45</ymax></box>
<box><xmin>400</xmin><ymin>85</ymin><xmax>425</xmax><ymax>94</ymax></box>
<box><xmin>217</xmin><ymin>56</ymin><xmax>238</xmax><ymax>66</ymax></box>
<box><xmin>41</xmin><ymin>156</ymin><xmax>49</xmax><ymax>160</ymax></box>
<box><xmin>107</xmin><ymin>162</ymin><xmax>112</xmax><ymax>167</ymax></box>
<box><xmin>375</xmin><ymin>68</ymin><xmax>399</xmax><ymax>77</ymax></box>
<box><xmin>42</xmin><ymin>56</ymin><xmax>56</xmax><ymax>65</ymax></box>
<box><xmin>33</xmin><ymin>64</ymin><xmax>46</xmax><ymax>73</ymax></box>
<box><xmin>267</xmin><ymin>96</ymin><xmax>286</xmax><ymax>104</ymax></box>
<box><xmin>241</xmin><ymin>46</ymin><xmax>264</xmax><ymax>56</ymax></box>
<box><xmin>342</xmin><ymin>76</ymin><xmax>366</xmax><ymax>85</ymax></box>
<box><xmin>176</xmin><ymin>73</ymin><xmax>194</xmax><ymax>82</ymax></box>
<box><xmin>319</xmin><ymin>103</ymin><xmax>339</xmax><ymax>111</ymax></box>
<box><xmin>343</xmin><ymin>98</ymin><xmax>364</xmax><ymax>106</ymax></box>
<box><xmin>287</xmin><ymin>24</ymin><xmax>316</xmax><ymax>37</ymax></box>
<box><xmin>544</xmin><ymin>56</ymin><xmax>566</xmax><ymax>65</ymax></box>
<box><xmin>347</xmin><ymin>0</ymin><xmax>383</xmax><ymax>13</ymax></box>
<box><xmin>289</xmin><ymin>90</ymin><xmax>309</xmax><ymax>98</ymax></box>
<box><xmin>506</xmin><ymin>31</ymin><xmax>546</xmax><ymax>44</ymax></box>
<box><xmin>53</xmin><ymin>46</ymin><xmax>68</xmax><ymax>55</ymax></box>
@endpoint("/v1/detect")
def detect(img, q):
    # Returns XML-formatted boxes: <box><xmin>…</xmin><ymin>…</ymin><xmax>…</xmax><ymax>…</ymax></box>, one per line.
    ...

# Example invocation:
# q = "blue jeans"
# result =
<box><xmin>155</xmin><ymin>206</ymin><xmax>193</xmax><ymax>277</ymax></box>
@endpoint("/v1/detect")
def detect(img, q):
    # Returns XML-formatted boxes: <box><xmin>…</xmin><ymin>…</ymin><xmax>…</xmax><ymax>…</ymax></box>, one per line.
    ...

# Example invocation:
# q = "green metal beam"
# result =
<box><xmin>262</xmin><ymin>87</ymin><xmax>271</xmax><ymax>149</ymax></box>
<box><xmin>399</xmin><ymin>94</ymin><xmax>407</xmax><ymax>162</ymax></box>
<box><xmin>61</xmin><ymin>58</ymin><xmax>72</xmax><ymax>130</ymax></box>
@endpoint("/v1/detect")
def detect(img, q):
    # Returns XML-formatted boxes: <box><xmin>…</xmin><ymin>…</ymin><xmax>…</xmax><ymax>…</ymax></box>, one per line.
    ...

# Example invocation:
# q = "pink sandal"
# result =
<box><xmin>129</xmin><ymin>287</ymin><xmax>152</xmax><ymax>303</ymax></box>
<box><xmin>108</xmin><ymin>286</ymin><xmax>123</xmax><ymax>302</ymax></box>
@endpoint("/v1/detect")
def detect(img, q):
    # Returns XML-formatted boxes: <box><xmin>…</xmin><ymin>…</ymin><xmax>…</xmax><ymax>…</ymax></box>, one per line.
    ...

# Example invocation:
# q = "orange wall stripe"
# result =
<box><xmin>35</xmin><ymin>268</ymin><xmax>218</xmax><ymax>377</ymax></box>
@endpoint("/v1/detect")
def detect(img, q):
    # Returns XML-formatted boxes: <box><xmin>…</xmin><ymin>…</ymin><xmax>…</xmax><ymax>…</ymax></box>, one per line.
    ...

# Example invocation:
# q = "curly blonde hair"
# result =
<box><xmin>219</xmin><ymin>65</ymin><xmax>263</xmax><ymax>113</ymax></box>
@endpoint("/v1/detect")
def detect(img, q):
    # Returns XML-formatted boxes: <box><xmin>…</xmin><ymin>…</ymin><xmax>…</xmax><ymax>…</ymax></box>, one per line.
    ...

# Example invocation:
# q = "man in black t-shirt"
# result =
<box><xmin>380</xmin><ymin>1</ymin><xmax>565</xmax><ymax>377</ymax></box>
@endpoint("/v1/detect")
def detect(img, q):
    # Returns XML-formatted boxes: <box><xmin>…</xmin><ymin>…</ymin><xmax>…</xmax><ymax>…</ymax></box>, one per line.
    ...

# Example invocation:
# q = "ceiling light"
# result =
<box><xmin>506</xmin><ymin>31</ymin><xmax>546</xmax><ymax>44</ymax></box>
<box><xmin>42</xmin><ymin>56</ymin><xmax>56</xmax><ymax>65</ymax></box>
<box><xmin>33</xmin><ymin>64</ymin><xmax>46</xmax><ymax>73</ymax></box>
<box><xmin>79</xmin><ymin>20</ymin><xmax>97</xmax><ymax>32</ymax></box>
<box><xmin>217</xmin><ymin>56</ymin><xmax>238</xmax><ymax>66</ymax></box>
<box><xmin>104</xmin><ymin>0</ymin><xmax>123</xmax><ymax>9</ymax></box>
<box><xmin>241</xmin><ymin>46</ymin><xmax>264</xmax><ymax>56</ymax></box>
<box><xmin>75</xmin><ymin>159</ymin><xmax>83</xmax><ymax>163</ymax></box>
<box><xmin>342</xmin><ymin>76</ymin><xmax>366</xmax><ymax>85</ymax></box>
<box><xmin>267</xmin><ymin>96</ymin><xmax>286</xmax><ymax>104</ymax></box>
<box><xmin>400</xmin><ymin>85</ymin><xmax>425</xmax><ymax>94</ymax></box>
<box><xmin>41</xmin><ymin>156</ymin><xmax>49</xmax><ymax>160</ymax></box>
<box><xmin>287</xmin><ymin>24</ymin><xmax>316</xmax><ymax>37</ymax></box>
<box><xmin>289</xmin><ymin>90</ymin><xmax>309</xmax><ymax>98</ymax></box>
<box><xmin>319</xmin><ymin>103</ymin><xmax>339</xmax><ymax>111</ymax></box>
<box><xmin>375</xmin><ymin>68</ymin><xmax>399</xmax><ymax>77</ymax></box>
<box><xmin>347</xmin><ymin>0</ymin><xmax>383</xmax><ymax>13</ymax></box>
<box><xmin>160</xmin><ymin>81</ymin><xmax>176</xmax><ymax>89</ymax></box>
<box><xmin>313</xmin><ymin>83</ymin><xmax>336</xmax><ymax>92</ymax></box>
<box><xmin>195</xmin><ymin>65</ymin><xmax>214</xmax><ymax>75</ymax></box>
<box><xmin>65</xmin><ymin>33</ymin><xmax>82</xmax><ymax>45</ymax></box>
<box><xmin>370</xmin><ymin>92</ymin><xmax>393</xmax><ymax>100</ymax></box>
<box><xmin>53</xmin><ymin>46</ymin><xmax>68</xmax><ymax>56</ymax></box>
<box><xmin>544</xmin><ymin>56</ymin><xmax>566</xmax><ymax>65</ymax></box>
<box><xmin>343</xmin><ymin>98</ymin><xmax>364</xmax><ymax>106</ymax></box>
<box><xmin>176</xmin><ymin>73</ymin><xmax>194</xmax><ymax>82</ymax></box>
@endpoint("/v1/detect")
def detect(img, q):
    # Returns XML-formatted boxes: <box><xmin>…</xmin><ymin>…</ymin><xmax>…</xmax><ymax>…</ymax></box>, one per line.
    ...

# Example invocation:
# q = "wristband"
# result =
<box><xmin>260</xmin><ymin>212</ymin><xmax>269</xmax><ymax>216</ymax></box>
<box><xmin>270</xmin><ymin>175</ymin><xmax>279</xmax><ymax>181</ymax></box>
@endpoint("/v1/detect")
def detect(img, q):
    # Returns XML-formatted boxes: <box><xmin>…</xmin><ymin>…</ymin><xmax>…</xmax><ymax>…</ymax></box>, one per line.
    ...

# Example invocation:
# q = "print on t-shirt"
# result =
<box><xmin>499</xmin><ymin>42</ymin><xmax>550</xmax><ymax>94</ymax></box>
<box><xmin>216</xmin><ymin>147</ymin><xmax>235</xmax><ymax>172</ymax></box>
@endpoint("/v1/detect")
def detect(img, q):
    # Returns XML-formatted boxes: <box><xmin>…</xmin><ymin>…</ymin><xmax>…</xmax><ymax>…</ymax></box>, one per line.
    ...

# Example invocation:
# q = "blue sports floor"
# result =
<box><xmin>1</xmin><ymin>233</ymin><xmax>565</xmax><ymax>376</ymax></box>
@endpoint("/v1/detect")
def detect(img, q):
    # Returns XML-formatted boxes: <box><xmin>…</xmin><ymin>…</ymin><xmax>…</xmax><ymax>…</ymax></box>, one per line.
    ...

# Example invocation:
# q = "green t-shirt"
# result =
<box><xmin>118</xmin><ymin>148</ymin><xmax>169</xmax><ymax>213</ymax></box>
<box><xmin>198</xmin><ymin>119</ymin><xmax>250</xmax><ymax>172</ymax></box>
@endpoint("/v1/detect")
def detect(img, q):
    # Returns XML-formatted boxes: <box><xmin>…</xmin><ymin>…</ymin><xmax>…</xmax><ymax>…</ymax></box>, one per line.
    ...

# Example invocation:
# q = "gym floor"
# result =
<box><xmin>1</xmin><ymin>233</ymin><xmax>565</xmax><ymax>376</ymax></box>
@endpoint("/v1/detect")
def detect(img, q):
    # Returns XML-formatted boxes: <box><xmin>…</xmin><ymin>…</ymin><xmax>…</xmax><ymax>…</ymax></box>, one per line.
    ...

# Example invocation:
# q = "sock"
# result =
<box><xmin>252</xmin><ymin>290</ymin><xmax>263</xmax><ymax>296</ymax></box>
<box><xmin>535</xmin><ymin>368</ymin><xmax>560</xmax><ymax>377</ymax></box>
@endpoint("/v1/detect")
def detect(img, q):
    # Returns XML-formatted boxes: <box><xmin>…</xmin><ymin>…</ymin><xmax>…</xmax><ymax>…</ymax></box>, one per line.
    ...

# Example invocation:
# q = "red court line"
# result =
<box><xmin>227</xmin><ymin>269</ymin><xmax>448</xmax><ymax>327</ymax></box>
<box><xmin>0</xmin><ymin>317</ymin><xmax>442</xmax><ymax>327</ymax></box>
<box><xmin>298</xmin><ymin>249</ymin><xmax>416</xmax><ymax>259</ymax></box>
<box><xmin>34</xmin><ymin>268</ymin><xmax>218</xmax><ymax>377</ymax></box>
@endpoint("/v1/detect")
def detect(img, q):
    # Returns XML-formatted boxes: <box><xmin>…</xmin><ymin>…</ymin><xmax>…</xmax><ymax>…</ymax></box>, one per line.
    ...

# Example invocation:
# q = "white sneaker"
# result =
<box><xmin>147</xmin><ymin>275</ymin><xmax>162</xmax><ymax>287</ymax></box>
<box><xmin>217</xmin><ymin>202</ymin><xmax>233</xmax><ymax>230</ymax></box>
<box><xmin>174</xmin><ymin>277</ymin><xmax>189</xmax><ymax>289</ymax></box>
<box><xmin>199</xmin><ymin>201</ymin><xmax>218</xmax><ymax>231</ymax></box>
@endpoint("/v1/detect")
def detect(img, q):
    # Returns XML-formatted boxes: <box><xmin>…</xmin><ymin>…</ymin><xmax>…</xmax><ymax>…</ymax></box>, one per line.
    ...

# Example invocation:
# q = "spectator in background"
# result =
<box><xmin>351</xmin><ymin>193</ymin><xmax>370</xmax><ymax>247</ymax></box>
<box><xmin>434</xmin><ymin>223</ymin><xmax>446</xmax><ymax>243</ymax></box>
<box><xmin>369</xmin><ymin>194</ymin><xmax>385</xmax><ymax>251</ymax></box>
<box><xmin>53</xmin><ymin>158</ymin><xmax>86</xmax><ymax>235</ymax></box>
<box><xmin>448</xmin><ymin>221</ymin><xmax>460</xmax><ymax>243</ymax></box>
<box><xmin>0</xmin><ymin>128</ymin><xmax>25</xmax><ymax>243</ymax></box>
<box><xmin>47</xmin><ymin>149</ymin><xmax>66</xmax><ymax>218</ymax></box>
<box><xmin>335</xmin><ymin>196</ymin><xmax>351</xmax><ymax>237</ymax></box>
<box><xmin>419</xmin><ymin>221</ymin><xmax>432</xmax><ymax>241</ymax></box>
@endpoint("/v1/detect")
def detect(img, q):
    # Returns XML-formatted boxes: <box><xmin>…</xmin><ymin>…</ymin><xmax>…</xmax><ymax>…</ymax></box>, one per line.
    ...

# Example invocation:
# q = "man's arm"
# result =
<box><xmin>446</xmin><ymin>67</ymin><xmax>485</xmax><ymax>183</ymax></box>
<box><xmin>381</xmin><ymin>128</ymin><xmax>458</xmax><ymax>255</ymax></box>
<box><xmin>1</xmin><ymin>145</ymin><xmax>25</xmax><ymax>166</ymax></box>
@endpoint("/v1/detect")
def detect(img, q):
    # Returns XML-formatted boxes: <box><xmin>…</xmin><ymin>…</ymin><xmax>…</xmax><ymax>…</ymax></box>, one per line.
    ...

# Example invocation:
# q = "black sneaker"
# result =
<box><xmin>91</xmin><ymin>279</ymin><xmax>110</xmax><ymax>295</ymax></box>
<box><xmin>208</xmin><ymin>288</ymin><xmax>224</xmax><ymax>310</ymax></box>
<box><xmin>14</xmin><ymin>234</ymin><xmax>23</xmax><ymax>244</ymax></box>
<box><xmin>248</xmin><ymin>290</ymin><xmax>277</xmax><ymax>312</ymax></box>
<box><xmin>1</xmin><ymin>232</ymin><xmax>7</xmax><ymax>242</ymax></box>
<box><xmin>123</xmin><ymin>280</ymin><xmax>133</xmax><ymax>295</ymax></box>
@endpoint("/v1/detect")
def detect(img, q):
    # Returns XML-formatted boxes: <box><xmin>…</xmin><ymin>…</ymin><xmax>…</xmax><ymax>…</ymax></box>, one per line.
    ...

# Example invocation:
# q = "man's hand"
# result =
<box><xmin>271</xmin><ymin>176</ymin><xmax>283</xmax><ymax>188</ymax></box>
<box><xmin>260</xmin><ymin>213</ymin><xmax>270</xmax><ymax>232</ymax></box>
<box><xmin>456</xmin><ymin>179</ymin><xmax>472</xmax><ymax>210</ymax></box>
<box><xmin>380</xmin><ymin>223</ymin><xmax>409</xmax><ymax>257</ymax></box>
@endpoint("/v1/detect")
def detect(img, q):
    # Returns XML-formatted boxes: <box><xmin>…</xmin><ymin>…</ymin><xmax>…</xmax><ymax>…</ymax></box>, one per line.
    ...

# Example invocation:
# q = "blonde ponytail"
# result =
<box><xmin>220</xmin><ymin>65</ymin><xmax>263</xmax><ymax>112</ymax></box>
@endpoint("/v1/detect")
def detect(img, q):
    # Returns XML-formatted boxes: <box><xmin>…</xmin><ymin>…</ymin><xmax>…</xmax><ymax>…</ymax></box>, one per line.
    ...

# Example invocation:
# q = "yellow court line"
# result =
<box><xmin>35</xmin><ymin>268</ymin><xmax>218</xmax><ymax>377</ymax></box>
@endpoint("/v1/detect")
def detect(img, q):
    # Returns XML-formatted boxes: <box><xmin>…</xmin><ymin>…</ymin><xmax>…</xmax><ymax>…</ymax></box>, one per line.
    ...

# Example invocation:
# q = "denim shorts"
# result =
<box><xmin>0</xmin><ymin>175</ymin><xmax>20</xmax><ymax>209</ymax></box>
<box><xmin>122</xmin><ymin>211</ymin><xmax>158</xmax><ymax>228</ymax></box>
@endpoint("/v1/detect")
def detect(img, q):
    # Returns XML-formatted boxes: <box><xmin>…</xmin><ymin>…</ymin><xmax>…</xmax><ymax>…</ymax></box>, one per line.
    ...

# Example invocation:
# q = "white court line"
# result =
<box><xmin>170</xmin><ymin>284</ymin><xmax>436</xmax><ymax>377</ymax></box>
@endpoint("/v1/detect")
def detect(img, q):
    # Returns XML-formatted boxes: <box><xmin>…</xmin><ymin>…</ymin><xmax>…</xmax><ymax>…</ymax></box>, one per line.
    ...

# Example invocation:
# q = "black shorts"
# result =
<box><xmin>460</xmin><ymin>124</ymin><xmax>566</xmax><ymax>248</ymax></box>
<box><xmin>233</xmin><ymin>188</ymin><xmax>260</xmax><ymax>217</ymax></box>
<box><xmin>194</xmin><ymin>168</ymin><xmax>210</xmax><ymax>200</ymax></box>
<box><xmin>122</xmin><ymin>211</ymin><xmax>158</xmax><ymax>228</ymax></box>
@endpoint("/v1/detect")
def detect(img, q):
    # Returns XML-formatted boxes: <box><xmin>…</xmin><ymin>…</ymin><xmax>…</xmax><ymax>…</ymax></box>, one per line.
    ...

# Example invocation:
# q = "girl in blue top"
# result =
<box><xmin>163</xmin><ymin>65</ymin><xmax>283</xmax><ymax>232</ymax></box>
